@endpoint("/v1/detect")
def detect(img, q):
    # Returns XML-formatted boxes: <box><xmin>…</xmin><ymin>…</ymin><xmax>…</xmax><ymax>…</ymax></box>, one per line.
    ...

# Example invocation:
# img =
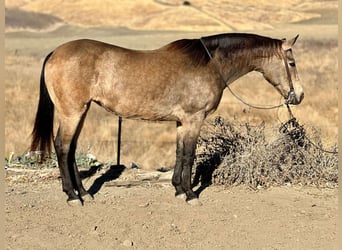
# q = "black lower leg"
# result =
<box><xmin>181</xmin><ymin>136</ymin><xmax>198</xmax><ymax>201</ymax></box>
<box><xmin>55</xmin><ymin>131</ymin><xmax>80</xmax><ymax>203</ymax></box>
<box><xmin>69</xmin><ymin>141</ymin><xmax>89</xmax><ymax>199</ymax></box>
<box><xmin>172</xmin><ymin>122</ymin><xmax>185</xmax><ymax>196</ymax></box>
<box><xmin>172</xmin><ymin>165</ymin><xmax>185</xmax><ymax>196</ymax></box>
<box><xmin>172</xmin><ymin>145</ymin><xmax>186</xmax><ymax>196</ymax></box>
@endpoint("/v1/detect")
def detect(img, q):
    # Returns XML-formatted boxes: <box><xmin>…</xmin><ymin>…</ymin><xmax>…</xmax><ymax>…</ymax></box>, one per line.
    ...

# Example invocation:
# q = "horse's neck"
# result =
<box><xmin>214</xmin><ymin>56</ymin><xmax>257</xmax><ymax>86</ymax></box>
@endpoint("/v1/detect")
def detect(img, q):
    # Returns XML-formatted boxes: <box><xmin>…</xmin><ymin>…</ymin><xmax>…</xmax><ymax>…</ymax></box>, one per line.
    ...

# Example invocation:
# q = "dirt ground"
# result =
<box><xmin>5</xmin><ymin>166</ymin><xmax>337</xmax><ymax>250</ymax></box>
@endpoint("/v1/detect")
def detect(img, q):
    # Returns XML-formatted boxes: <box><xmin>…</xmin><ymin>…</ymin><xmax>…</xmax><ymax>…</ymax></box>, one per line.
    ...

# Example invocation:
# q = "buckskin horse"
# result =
<box><xmin>30</xmin><ymin>33</ymin><xmax>304</xmax><ymax>206</ymax></box>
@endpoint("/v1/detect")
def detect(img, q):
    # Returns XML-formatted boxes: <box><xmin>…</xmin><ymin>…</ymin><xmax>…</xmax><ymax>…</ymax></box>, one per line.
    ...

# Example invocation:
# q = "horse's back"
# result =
<box><xmin>53</xmin><ymin>39</ymin><xmax>126</xmax><ymax>55</ymax></box>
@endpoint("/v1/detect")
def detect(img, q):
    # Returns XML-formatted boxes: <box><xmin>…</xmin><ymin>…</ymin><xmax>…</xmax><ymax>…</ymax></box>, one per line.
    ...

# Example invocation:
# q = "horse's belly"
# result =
<box><xmin>93</xmin><ymin>92</ymin><xmax>179</xmax><ymax>121</ymax></box>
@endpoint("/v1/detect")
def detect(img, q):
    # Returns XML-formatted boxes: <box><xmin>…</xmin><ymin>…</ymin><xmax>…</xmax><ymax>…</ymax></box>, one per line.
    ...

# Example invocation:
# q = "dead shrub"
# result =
<box><xmin>194</xmin><ymin>116</ymin><xmax>338</xmax><ymax>189</ymax></box>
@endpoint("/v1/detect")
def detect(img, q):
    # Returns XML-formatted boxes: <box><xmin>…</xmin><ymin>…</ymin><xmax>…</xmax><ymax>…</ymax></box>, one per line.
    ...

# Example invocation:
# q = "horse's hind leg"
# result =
<box><xmin>54</xmin><ymin>104</ymin><xmax>90</xmax><ymax>205</ymax></box>
<box><xmin>69</xmin><ymin>104</ymin><xmax>93</xmax><ymax>202</ymax></box>
<box><xmin>55</xmin><ymin>126</ymin><xmax>80</xmax><ymax>204</ymax></box>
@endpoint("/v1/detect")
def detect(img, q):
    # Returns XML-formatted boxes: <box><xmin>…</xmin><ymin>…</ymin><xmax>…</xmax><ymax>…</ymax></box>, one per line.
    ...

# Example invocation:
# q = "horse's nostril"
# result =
<box><xmin>287</xmin><ymin>91</ymin><xmax>304</xmax><ymax>105</ymax></box>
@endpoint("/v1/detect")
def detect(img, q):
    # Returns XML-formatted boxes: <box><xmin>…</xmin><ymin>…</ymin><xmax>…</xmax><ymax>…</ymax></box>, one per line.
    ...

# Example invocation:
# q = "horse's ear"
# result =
<box><xmin>282</xmin><ymin>34</ymin><xmax>299</xmax><ymax>50</ymax></box>
<box><xmin>291</xmin><ymin>34</ymin><xmax>299</xmax><ymax>46</ymax></box>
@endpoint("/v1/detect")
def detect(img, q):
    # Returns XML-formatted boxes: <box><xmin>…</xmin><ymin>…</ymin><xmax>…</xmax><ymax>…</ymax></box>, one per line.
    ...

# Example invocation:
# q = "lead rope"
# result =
<box><xmin>282</xmin><ymin>105</ymin><xmax>338</xmax><ymax>154</ymax></box>
<box><xmin>199</xmin><ymin>38</ymin><xmax>285</xmax><ymax>110</ymax></box>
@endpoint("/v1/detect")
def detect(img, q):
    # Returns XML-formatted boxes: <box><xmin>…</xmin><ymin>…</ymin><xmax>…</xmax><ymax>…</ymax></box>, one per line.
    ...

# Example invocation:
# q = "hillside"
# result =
<box><xmin>6</xmin><ymin>0</ymin><xmax>336</xmax><ymax>32</ymax></box>
<box><xmin>5</xmin><ymin>8</ymin><xmax>63</xmax><ymax>31</ymax></box>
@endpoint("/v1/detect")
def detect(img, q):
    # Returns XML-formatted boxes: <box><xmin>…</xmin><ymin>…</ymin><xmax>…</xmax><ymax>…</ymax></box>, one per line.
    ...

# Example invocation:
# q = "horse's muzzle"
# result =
<box><xmin>286</xmin><ymin>90</ymin><xmax>304</xmax><ymax>105</ymax></box>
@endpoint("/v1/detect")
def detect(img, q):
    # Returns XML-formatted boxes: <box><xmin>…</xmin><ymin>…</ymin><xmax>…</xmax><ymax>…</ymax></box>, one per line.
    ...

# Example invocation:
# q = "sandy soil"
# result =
<box><xmin>5</xmin><ymin>167</ymin><xmax>337</xmax><ymax>250</ymax></box>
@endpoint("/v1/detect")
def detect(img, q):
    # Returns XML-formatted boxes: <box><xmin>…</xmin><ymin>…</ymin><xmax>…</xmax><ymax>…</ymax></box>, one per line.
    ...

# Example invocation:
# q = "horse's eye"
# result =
<box><xmin>289</xmin><ymin>61</ymin><xmax>296</xmax><ymax>67</ymax></box>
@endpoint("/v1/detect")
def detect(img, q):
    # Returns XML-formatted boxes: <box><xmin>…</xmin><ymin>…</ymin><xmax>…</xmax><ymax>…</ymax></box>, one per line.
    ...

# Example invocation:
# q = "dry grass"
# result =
<box><xmin>6</xmin><ymin>0</ymin><xmax>332</xmax><ymax>31</ymax></box>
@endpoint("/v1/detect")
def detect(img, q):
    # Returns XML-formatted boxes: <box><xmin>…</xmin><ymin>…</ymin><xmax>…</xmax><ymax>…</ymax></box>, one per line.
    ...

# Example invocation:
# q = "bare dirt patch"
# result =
<box><xmin>5</xmin><ymin>167</ymin><xmax>338</xmax><ymax>250</ymax></box>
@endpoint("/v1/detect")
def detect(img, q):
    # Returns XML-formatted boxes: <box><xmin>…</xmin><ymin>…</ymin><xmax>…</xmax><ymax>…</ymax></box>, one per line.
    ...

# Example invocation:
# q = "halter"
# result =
<box><xmin>281</xmin><ymin>48</ymin><xmax>296</xmax><ymax>105</ymax></box>
<box><xmin>199</xmin><ymin>38</ymin><xmax>296</xmax><ymax>108</ymax></box>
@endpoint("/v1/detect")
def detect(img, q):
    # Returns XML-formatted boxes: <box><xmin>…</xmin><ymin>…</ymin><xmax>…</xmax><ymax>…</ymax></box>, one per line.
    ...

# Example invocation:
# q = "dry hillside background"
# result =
<box><xmin>5</xmin><ymin>1</ymin><xmax>338</xmax><ymax>249</ymax></box>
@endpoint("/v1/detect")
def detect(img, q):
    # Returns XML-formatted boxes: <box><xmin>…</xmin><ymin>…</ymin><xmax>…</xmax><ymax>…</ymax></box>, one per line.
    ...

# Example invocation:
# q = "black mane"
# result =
<box><xmin>165</xmin><ymin>33</ymin><xmax>282</xmax><ymax>66</ymax></box>
<box><xmin>201</xmin><ymin>33</ymin><xmax>282</xmax><ymax>60</ymax></box>
<box><xmin>165</xmin><ymin>38</ymin><xmax>211</xmax><ymax>65</ymax></box>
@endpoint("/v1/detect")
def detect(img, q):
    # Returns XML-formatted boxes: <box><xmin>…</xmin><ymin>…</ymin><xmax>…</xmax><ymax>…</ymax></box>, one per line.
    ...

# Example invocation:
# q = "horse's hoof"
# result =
<box><xmin>187</xmin><ymin>198</ymin><xmax>202</xmax><ymax>206</ymax></box>
<box><xmin>67</xmin><ymin>199</ymin><xmax>82</xmax><ymax>206</ymax></box>
<box><xmin>82</xmin><ymin>193</ymin><xmax>94</xmax><ymax>203</ymax></box>
<box><xmin>175</xmin><ymin>193</ymin><xmax>187</xmax><ymax>201</ymax></box>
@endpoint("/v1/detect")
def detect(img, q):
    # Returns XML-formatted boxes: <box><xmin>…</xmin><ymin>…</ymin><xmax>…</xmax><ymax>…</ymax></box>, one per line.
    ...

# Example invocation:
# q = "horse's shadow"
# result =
<box><xmin>192</xmin><ymin>153</ymin><xmax>222</xmax><ymax>197</ymax></box>
<box><xmin>78</xmin><ymin>154</ymin><xmax>222</xmax><ymax>199</ymax></box>
<box><xmin>80</xmin><ymin>164</ymin><xmax>126</xmax><ymax>196</ymax></box>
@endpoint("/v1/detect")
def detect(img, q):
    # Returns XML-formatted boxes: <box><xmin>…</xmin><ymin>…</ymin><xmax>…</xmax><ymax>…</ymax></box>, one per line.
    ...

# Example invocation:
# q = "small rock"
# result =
<box><xmin>123</xmin><ymin>239</ymin><xmax>134</xmax><ymax>247</ymax></box>
<box><xmin>130</xmin><ymin>162</ymin><xmax>139</xmax><ymax>169</ymax></box>
<box><xmin>187</xmin><ymin>198</ymin><xmax>202</xmax><ymax>206</ymax></box>
<box><xmin>139</xmin><ymin>201</ymin><xmax>151</xmax><ymax>208</ymax></box>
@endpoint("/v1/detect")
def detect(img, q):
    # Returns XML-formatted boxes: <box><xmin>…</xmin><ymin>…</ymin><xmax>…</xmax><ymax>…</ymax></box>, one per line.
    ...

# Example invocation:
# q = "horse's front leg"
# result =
<box><xmin>172</xmin><ymin>122</ymin><xmax>186</xmax><ymax>199</ymax></box>
<box><xmin>181</xmin><ymin>131</ymin><xmax>200</xmax><ymax>204</ymax></box>
<box><xmin>172</xmin><ymin>117</ymin><xmax>203</xmax><ymax>205</ymax></box>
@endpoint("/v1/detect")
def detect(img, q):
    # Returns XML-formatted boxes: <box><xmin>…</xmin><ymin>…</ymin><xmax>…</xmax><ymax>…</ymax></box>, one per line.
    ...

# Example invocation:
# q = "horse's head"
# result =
<box><xmin>260</xmin><ymin>35</ymin><xmax>304</xmax><ymax>105</ymax></box>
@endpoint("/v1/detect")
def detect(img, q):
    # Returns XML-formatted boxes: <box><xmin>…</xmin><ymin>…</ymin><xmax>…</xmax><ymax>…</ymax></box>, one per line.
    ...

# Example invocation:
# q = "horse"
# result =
<box><xmin>30</xmin><ymin>33</ymin><xmax>304</xmax><ymax>206</ymax></box>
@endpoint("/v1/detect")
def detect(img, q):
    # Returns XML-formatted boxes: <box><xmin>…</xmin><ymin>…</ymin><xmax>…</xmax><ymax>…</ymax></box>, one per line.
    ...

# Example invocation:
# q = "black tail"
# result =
<box><xmin>30</xmin><ymin>51</ymin><xmax>55</xmax><ymax>155</ymax></box>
